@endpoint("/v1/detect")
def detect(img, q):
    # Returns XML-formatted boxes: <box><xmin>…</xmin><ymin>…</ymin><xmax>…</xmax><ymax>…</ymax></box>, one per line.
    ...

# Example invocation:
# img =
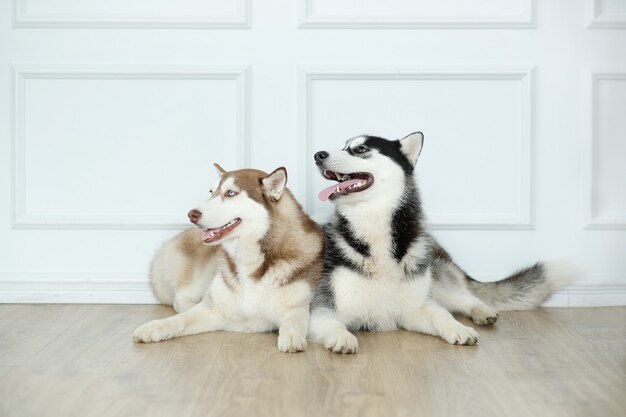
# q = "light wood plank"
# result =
<box><xmin>0</xmin><ymin>305</ymin><xmax>624</xmax><ymax>417</ymax></box>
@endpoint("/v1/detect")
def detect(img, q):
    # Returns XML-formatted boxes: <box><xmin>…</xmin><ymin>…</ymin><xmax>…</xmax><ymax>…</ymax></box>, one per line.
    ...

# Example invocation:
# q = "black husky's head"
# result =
<box><xmin>314</xmin><ymin>132</ymin><xmax>423</xmax><ymax>204</ymax></box>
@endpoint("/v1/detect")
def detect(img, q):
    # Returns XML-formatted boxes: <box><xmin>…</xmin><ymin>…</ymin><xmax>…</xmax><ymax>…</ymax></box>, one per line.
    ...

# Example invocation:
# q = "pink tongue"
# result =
<box><xmin>202</xmin><ymin>229</ymin><xmax>218</xmax><ymax>241</ymax></box>
<box><xmin>318</xmin><ymin>179</ymin><xmax>362</xmax><ymax>201</ymax></box>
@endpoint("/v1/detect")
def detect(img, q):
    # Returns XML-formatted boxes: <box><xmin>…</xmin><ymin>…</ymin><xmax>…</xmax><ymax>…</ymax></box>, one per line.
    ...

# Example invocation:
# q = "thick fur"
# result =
<box><xmin>134</xmin><ymin>166</ymin><xmax>324</xmax><ymax>353</ymax></box>
<box><xmin>310</xmin><ymin>133</ymin><xmax>578</xmax><ymax>353</ymax></box>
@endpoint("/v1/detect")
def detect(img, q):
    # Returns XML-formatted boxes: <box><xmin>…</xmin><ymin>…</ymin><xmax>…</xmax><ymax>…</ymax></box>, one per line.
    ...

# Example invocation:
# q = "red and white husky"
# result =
<box><xmin>133</xmin><ymin>164</ymin><xmax>324</xmax><ymax>353</ymax></box>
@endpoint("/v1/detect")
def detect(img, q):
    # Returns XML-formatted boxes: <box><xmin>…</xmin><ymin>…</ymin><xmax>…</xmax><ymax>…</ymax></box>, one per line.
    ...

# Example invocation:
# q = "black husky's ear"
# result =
<box><xmin>261</xmin><ymin>167</ymin><xmax>288</xmax><ymax>201</ymax></box>
<box><xmin>399</xmin><ymin>132</ymin><xmax>424</xmax><ymax>166</ymax></box>
<box><xmin>213</xmin><ymin>163</ymin><xmax>227</xmax><ymax>176</ymax></box>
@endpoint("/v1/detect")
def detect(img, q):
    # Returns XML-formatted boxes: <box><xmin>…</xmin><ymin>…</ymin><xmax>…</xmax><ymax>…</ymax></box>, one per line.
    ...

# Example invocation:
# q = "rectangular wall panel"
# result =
<box><xmin>300</xmin><ymin>0</ymin><xmax>534</xmax><ymax>28</ymax></box>
<box><xmin>300</xmin><ymin>67</ymin><xmax>534</xmax><ymax>230</ymax></box>
<box><xmin>12</xmin><ymin>66</ymin><xmax>250</xmax><ymax>229</ymax></box>
<box><xmin>585</xmin><ymin>0</ymin><xmax>626</xmax><ymax>28</ymax></box>
<box><xmin>13</xmin><ymin>0</ymin><xmax>250</xmax><ymax>28</ymax></box>
<box><xmin>584</xmin><ymin>69</ymin><xmax>626</xmax><ymax>229</ymax></box>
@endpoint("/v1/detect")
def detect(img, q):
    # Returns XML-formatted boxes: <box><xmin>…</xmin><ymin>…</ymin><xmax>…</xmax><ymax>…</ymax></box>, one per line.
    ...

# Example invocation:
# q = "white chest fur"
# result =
<box><xmin>332</xmin><ymin>267</ymin><xmax>431</xmax><ymax>331</ymax></box>
<box><xmin>211</xmin><ymin>266</ymin><xmax>311</xmax><ymax>333</ymax></box>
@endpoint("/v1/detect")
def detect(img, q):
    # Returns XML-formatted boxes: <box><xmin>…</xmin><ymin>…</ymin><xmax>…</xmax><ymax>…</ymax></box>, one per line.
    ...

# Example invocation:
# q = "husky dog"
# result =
<box><xmin>133</xmin><ymin>164</ymin><xmax>324</xmax><ymax>353</ymax></box>
<box><xmin>309</xmin><ymin>132</ymin><xmax>577</xmax><ymax>353</ymax></box>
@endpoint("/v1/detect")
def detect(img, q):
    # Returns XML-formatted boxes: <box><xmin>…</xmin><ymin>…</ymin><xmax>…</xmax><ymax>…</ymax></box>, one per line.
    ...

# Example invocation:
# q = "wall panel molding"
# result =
<box><xmin>298</xmin><ymin>0</ymin><xmax>535</xmax><ymax>29</ymax></box>
<box><xmin>582</xmin><ymin>67</ymin><xmax>626</xmax><ymax>229</ymax></box>
<box><xmin>11</xmin><ymin>65</ymin><xmax>251</xmax><ymax>230</ymax></box>
<box><xmin>12</xmin><ymin>0</ymin><xmax>250</xmax><ymax>29</ymax></box>
<box><xmin>299</xmin><ymin>66</ymin><xmax>535</xmax><ymax>230</ymax></box>
<box><xmin>585</xmin><ymin>0</ymin><xmax>626</xmax><ymax>29</ymax></box>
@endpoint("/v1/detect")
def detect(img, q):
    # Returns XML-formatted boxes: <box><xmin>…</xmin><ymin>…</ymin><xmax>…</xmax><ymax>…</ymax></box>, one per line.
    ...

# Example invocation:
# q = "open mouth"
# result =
<box><xmin>202</xmin><ymin>218</ymin><xmax>241</xmax><ymax>243</ymax></box>
<box><xmin>318</xmin><ymin>170</ymin><xmax>374</xmax><ymax>201</ymax></box>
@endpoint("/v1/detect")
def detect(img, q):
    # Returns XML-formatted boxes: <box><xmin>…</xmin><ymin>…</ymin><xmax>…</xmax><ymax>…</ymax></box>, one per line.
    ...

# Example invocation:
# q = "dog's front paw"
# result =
<box><xmin>324</xmin><ymin>330</ymin><xmax>358</xmax><ymax>354</ymax></box>
<box><xmin>277</xmin><ymin>328</ymin><xmax>307</xmax><ymax>353</ymax></box>
<box><xmin>441</xmin><ymin>324</ymin><xmax>479</xmax><ymax>346</ymax></box>
<box><xmin>471</xmin><ymin>306</ymin><xmax>499</xmax><ymax>326</ymax></box>
<box><xmin>133</xmin><ymin>319</ymin><xmax>180</xmax><ymax>343</ymax></box>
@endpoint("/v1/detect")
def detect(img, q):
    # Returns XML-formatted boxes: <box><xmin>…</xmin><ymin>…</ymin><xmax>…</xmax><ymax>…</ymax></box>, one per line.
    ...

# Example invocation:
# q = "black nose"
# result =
<box><xmin>314</xmin><ymin>151</ymin><xmax>329</xmax><ymax>165</ymax></box>
<box><xmin>188</xmin><ymin>209</ymin><xmax>202</xmax><ymax>224</ymax></box>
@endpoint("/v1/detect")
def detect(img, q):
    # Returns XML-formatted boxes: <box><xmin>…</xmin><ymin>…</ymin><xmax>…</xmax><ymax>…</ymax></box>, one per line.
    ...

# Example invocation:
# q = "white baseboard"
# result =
<box><xmin>542</xmin><ymin>284</ymin><xmax>626</xmax><ymax>307</ymax></box>
<box><xmin>0</xmin><ymin>275</ymin><xmax>625</xmax><ymax>306</ymax></box>
<box><xmin>0</xmin><ymin>274</ymin><xmax>158</xmax><ymax>304</ymax></box>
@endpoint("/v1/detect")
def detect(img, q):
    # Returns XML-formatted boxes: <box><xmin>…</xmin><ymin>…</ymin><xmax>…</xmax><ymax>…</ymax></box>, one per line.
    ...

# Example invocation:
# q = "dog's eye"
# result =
<box><xmin>355</xmin><ymin>145</ymin><xmax>369</xmax><ymax>154</ymax></box>
<box><xmin>209</xmin><ymin>190</ymin><xmax>213</xmax><ymax>195</ymax></box>
<box><xmin>226</xmin><ymin>190</ymin><xmax>238</xmax><ymax>197</ymax></box>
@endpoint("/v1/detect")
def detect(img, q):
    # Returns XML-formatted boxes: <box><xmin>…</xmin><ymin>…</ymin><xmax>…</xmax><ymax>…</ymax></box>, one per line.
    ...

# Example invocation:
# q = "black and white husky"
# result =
<box><xmin>308</xmin><ymin>132</ymin><xmax>577</xmax><ymax>353</ymax></box>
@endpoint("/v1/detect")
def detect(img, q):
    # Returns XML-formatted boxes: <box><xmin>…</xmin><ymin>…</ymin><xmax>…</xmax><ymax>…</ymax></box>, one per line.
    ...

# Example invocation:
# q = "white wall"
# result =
<box><xmin>0</xmin><ymin>0</ymin><xmax>625</xmax><ymax>306</ymax></box>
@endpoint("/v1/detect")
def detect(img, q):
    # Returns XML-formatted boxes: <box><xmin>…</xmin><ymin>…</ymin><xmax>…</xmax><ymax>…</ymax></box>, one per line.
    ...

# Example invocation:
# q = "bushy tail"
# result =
<box><xmin>466</xmin><ymin>260</ymin><xmax>580</xmax><ymax>311</ymax></box>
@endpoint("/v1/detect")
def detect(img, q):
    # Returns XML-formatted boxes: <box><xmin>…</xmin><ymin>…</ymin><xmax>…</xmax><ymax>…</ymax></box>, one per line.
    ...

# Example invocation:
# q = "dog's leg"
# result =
<box><xmin>133</xmin><ymin>301</ymin><xmax>223</xmax><ymax>343</ymax></box>
<box><xmin>276</xmin><ymin>306</ymin><xmax>309</xmax><ymax>353</ymax></box>
<box><xmin>435</xmin><ymin>289</ymin><xmax>499</xmax><ymax>326</ymax></box>
<box><xmin>430</xmin><ymin>259</ymin><xmax>498</xmax><ymax>326</ymax></box>
<box><xmin>308</xmin><ymin>308</ymin><xmax>358</xmax><ymax>354</ymax></box>
<box><xmin>173</xmin><ymin>287</ymin><xmax>204</xmax><ymax>313</ymax></box>
<box><xmin>401</xmin><ymin>299</ymin><xmax>479</xmax><ymax>346</ymax></box>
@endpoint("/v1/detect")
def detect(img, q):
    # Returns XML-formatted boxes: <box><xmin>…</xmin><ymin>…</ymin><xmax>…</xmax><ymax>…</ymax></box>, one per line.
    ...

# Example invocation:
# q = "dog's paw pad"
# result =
<box><xmin>324</xmin><ymin>331</ymin><xmax>358</xmax><ymax>354</ymax></box>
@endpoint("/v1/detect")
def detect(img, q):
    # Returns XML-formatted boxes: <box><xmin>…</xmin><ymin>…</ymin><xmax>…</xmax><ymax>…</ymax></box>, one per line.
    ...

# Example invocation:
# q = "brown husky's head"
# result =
<box><xmin>187</xmin><ymin>164</ymin><xmax>288</xmax><ymax>245</ymax></box>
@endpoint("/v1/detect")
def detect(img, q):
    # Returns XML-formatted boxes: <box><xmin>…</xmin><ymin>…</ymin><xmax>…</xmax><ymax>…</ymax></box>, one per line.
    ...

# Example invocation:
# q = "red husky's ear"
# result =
<box><xmin>213</xmin><ymin>163</ymin><xmax>227</xmax><ymax>176</ymax></box>
<box><xmin>262</xmin><ymin>167</ymin><xmax>288</xmax><ymax>201</ymax></box>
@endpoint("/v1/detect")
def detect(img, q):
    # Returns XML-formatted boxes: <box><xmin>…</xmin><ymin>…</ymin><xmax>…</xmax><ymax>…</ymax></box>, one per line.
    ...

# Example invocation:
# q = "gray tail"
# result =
<box><xmin>466</xmin><ymin>260</ymin><xmax>580</xmax><ymax>311</ymax></box>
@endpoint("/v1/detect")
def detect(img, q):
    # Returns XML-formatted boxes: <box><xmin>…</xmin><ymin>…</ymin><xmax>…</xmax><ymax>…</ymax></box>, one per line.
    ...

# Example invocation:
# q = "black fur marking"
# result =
<box><xmin>424</xmin><ymin>238</ymin><xmax>463</xmax><ymax>281</ymax></box>
<box><xmin>336</xmin><ymin>214</ymin><xmax>370</xmax><ymax>257</ymax></box>
<box><xmin>431</xmin><ymin>242</ymin><xmax>452</xmax><ymax>264</ymax></box>
<box><xmin>348</xmin><ymin>322</ymin><xmax>379</xmax><ymax>332</ymax></box>
<box><xmin>400</xmin><ymin>236</ymin><xmax>433</xmax><ymax>278</ymax></box>
<box><xmin>323</xmin><ymin>226</ymin><xmax>361</xmax><ymax>272</ymax></box>
<box><xmin>390</xmin><ymin>179</ymin><xmax>423</xmax><ymax>262</ymax></box>
<box><xmin>313</xmin><ymin>227</ymin><xmax>363</xmax><ymax>310</ymax></box>
<box><xmin>363</xmin><ymin>136</ymin><xmax>414</xmax><ymax>175</ymax></box>
<box><xmin>404</xmin><ymin>258</ymin><xmax>430</xmax><ymax>278</ymax></box>
<box><xmin>500</xmin><ymin>263</ymin><xmax>546</xmax><ymax>291</ymax></box>
<box><xmin>311</xmin><ymin>273</ymin><xmax>336</xmax><ymax>310</ymax></box>
<box><xmin>346</xmin><ymin>144</ymin><xmax>372</xmax><ymax>159</ymax></box>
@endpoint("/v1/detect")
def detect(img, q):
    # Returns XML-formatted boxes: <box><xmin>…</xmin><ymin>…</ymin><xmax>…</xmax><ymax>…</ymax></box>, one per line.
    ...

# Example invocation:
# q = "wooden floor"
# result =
<box><xmin>0</xmin><ymin>305</ymin><xmax>624</xmax><ymax>417</ymax></box>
